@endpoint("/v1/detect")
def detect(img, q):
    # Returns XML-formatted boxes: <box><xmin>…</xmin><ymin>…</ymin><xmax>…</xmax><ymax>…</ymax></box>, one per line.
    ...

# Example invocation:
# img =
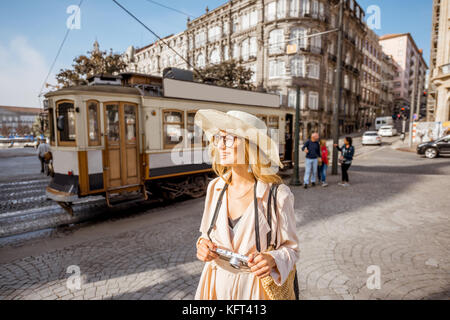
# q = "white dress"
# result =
<box><xmin>195</xmin><ymin>171</ymin><xmax>299</xmax><ymax>300</ymax></box>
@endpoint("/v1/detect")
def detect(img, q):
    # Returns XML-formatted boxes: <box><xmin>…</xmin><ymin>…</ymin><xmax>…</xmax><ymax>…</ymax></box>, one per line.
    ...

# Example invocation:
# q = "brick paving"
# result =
<box><xmin>0</xmin><ymin>143</ymin><xmax>449</xmax><ymax>300</ymax></box>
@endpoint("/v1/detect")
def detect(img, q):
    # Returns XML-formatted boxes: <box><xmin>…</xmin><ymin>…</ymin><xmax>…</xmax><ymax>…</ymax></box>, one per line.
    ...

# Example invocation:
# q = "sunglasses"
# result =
<box><xmin>212</xmin><ymin>133</ymin><xmax>237</xmax><ymax>148</ymax></box>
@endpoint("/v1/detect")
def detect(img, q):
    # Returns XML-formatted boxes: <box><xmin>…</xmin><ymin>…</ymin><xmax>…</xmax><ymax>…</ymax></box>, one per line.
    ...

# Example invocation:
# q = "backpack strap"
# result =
<box><xmin>272</xmin><ymin>183</ymin><xmax>280</xmax><ymax>248</ymax></box>
<box><xmin>253</xmin><ymin>179</ymin><xmax>261</xmax><ymax>252</ymax></box>
<box><xmin>206</xmin><ymin>180</ymin><xmax>229</xmax><ymax>241</ymax></box>
<box><xmin>256</xmin><ymin>182</ymin><xmax>280</xmax><ymax>252</ymax></box>
<box><xmin>266</xmin><ymin>183</ymin><xmax>280</xmax><ymax>248</ymax></box>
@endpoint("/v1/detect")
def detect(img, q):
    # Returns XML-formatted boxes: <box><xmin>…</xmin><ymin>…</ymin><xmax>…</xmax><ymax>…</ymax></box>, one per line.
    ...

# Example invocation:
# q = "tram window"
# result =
<box><xmin>105</xmin><ymin>104</ymin><xmax>120</xmax><ymax>143</ymax></box>
<box><xmin>268</xmin><ymin>116</ymin><xmax>279</xmax><ymax>128</ymax></box>
<box><xmin>163</xmin><ymin>110</ymin><xmax>184</xmax><ymax>148</ymax></box>
<box><xmin>257</xmin><ymin>115</ymin><xmax>267</xmax><ymax>125</ymax></box>
<box><xmin>87</xmin><ymin>101</ymin><xmax>100</xmax><ymax>146</ymax></box>
<box><xmin>268</xmin><ymin>116</ymin><xmax>279</xmax><ymax>141</ymax></box>
<box><xmin>124</xmin><ymin>104</ymin><xmax>136</xmax><ymax>142</ymax></box>
<box><xmin>48</xmin><ymin>108</ymin><xmax>55</xmax><ymax>145</ymax></box>
<box><xmin>56</xmin><ymin>101</ymin><xmax>76</xmax><ymax>145</ymax></box>
<box><xmin>187</xmin><ymin>111</ymin><xmax>205</xmax><ymax>147</ymax></box>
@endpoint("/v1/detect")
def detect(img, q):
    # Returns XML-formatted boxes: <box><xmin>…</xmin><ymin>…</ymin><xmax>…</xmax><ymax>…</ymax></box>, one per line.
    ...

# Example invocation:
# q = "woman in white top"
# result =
<box><xmin>194</xmin><ymin>109</ymin><xmax>299</xmax><ymax>300</ymax></box>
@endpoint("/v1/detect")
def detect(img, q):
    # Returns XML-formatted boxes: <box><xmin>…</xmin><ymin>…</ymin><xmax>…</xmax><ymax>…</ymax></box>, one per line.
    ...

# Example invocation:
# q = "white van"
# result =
<box><xmin>375</xmin><ymin>117</ymin><xmax>394</xmax><ymax>130</ymax></box>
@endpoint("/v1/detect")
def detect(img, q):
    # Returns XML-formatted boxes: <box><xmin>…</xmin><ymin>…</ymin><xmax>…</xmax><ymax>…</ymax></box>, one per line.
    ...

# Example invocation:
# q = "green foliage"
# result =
<box><xmin>56</xmin><ymin>48</ymin><xmax>126</xmax><ymax>87</ymax></box>
<box><xmin>194</xmin><ymin>59</ymin><xmax>255</xmax><ymax>91</ymax></box>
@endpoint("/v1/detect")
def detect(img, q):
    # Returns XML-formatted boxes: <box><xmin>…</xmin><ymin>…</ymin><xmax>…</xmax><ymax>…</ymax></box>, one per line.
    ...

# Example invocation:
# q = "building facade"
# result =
<box><xmin>427</xmin><ymin>0</ymin><xmax>450</xmax><ymax>122</ymax></box>
<box><xmin>0</xmin><ymin>106</ymin><xmax>42</xmax><ymax>136</ymax></box>
<box><xmin>379</xmin><ymin>33</ymin><xmax>428</xmax><ymax>119</ymax></box>
<box><xmin>125</xmin><ymin>0</ymin><xmax>368</xmax><ymax>139</ymax></box>
<box><xmin>379</xmin><ymin>53</ymin><xmax>398</xmax><ymax>118</ymax></box>
<box><xmin>360</xmin><ymin>27</ymin><xmax>381</xmax><ymax>127</ymax></box>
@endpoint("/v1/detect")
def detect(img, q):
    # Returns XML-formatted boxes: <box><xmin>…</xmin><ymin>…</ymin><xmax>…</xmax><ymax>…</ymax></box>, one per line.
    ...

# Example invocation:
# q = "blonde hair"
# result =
<box><xmin>209</xmin><ymin>137</ymin><xmax>283</xmax><ymax>185</ymax></box>
<box><xmin>319</xmin><ymin>139</ymin><xmax>327</xmax><ymax>147</ymax></box>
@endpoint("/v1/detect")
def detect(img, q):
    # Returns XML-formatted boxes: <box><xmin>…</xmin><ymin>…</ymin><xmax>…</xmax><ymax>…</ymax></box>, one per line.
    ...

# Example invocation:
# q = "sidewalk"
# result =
<box><xmin>391</xmin><ymin>134</ymin><xmax>418</xmax><ymax>153</ymax></box>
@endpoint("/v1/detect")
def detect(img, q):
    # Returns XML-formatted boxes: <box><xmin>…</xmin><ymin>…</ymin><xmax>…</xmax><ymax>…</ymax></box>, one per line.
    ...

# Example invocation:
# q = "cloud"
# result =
<box><xmin>0</xmin><ymin>36</ymin><xmax>50</xmax><ymax>108</ymax></box>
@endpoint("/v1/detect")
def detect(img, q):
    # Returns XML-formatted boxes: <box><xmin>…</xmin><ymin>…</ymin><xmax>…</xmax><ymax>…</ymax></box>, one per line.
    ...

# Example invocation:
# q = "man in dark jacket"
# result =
<box><xmin>301</xmin><ymin>132</ymin><xmax>320</xmax><ymax>189</ymax></box>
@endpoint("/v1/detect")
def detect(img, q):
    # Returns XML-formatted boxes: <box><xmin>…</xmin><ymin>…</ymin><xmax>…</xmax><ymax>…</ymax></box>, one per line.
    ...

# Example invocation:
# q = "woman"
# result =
<box><xmin>194</xmin><ymin>109</ymin><xmax>299</xmax><ymax>300</ymax></box>
<box><xmin>319</xmin><ymin>139</ymin><xmax>329</xmax><ymax>187</ymax></box>
<box><xmin>334</xmin><ymin>137</ymin><xmax>355</xmax><ymax>187</ymax></box>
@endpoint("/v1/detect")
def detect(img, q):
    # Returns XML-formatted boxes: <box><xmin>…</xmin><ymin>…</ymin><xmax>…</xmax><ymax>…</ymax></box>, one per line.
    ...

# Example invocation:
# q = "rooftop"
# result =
<box><xmin>0</xmin><ymin>106</ymin><xmax>42</xmax><ymax>114</ymax></box>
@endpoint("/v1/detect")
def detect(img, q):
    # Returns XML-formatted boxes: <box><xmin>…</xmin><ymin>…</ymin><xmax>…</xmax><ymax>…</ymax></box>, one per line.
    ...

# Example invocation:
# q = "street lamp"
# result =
<box><xmin>290</xmin><ymin>86</ymin><xmax>302</xmax><ymax>186</ymax></box>
<box><xmin>331</xmin><ymin>0</ymin><xmax>344</xmax><ymax>175</ymax></box>
<box><xmin>284</xmin><ymin>22</ymin><xmax>340</xmax><ymax>184</ymax></box>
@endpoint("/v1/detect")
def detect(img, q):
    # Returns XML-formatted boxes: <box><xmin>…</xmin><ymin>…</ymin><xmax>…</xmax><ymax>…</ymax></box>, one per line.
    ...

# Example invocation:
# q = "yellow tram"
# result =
<box><xmin>43</xmin><ymin>71</ymin><xmax>295</xmax><ymax>213</ymax></box>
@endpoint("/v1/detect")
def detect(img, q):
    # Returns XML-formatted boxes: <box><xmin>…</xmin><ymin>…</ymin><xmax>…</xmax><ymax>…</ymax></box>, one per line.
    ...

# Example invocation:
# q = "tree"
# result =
<box><xmin>194</xmin><ymin>59</ymin><xmax>255</xmax><ymax>91</ymax></box>
<box><xmin>31</xmin><ymin>117</ymin><xmax>43</xmax><ymax>137</ymax></box>
<box><xmin>56</xmin><ymin>43</ymin><xmax>126</xmax><ymax>87</ymax></box>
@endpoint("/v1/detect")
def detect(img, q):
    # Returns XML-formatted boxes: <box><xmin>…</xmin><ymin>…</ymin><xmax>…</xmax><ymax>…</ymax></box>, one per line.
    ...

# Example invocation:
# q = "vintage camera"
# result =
<box><xmin>213</xmin><ymin>248</ymin><xmax>250</xmax><ymax>270</ymax></box>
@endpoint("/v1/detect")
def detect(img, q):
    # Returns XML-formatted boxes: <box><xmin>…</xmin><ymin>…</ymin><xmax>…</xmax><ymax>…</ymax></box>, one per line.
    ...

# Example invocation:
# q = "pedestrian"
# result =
<box><xmin>334</xmin><ymin>137</ymin><xmax>355</xmax><ymax>187</ymax></box>
<box><xmin>193</xmin><ymin>109</ymin><xmax>299</xmax><ymax>300</ymax></box>
<box><xmin>319</xmin><ymin>139</ymin><xmax>329</xmax><ymax>187</ymax></box>
<box><xmin>37</xmin><ymin>138</ymin><xmax>50</xmax><ymax>173</ymax></box>
<box><xmin>301</xmin><ymin>132</ymin><xmax>320</xmax><ymax>189</ymax></box>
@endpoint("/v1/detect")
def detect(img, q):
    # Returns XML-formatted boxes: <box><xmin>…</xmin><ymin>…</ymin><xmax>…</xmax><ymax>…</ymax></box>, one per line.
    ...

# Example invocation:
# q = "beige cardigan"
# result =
<box><xmin>195</xmin><ymin>171</ymin><xmax>299</xmax><ymax>300</ymax></box>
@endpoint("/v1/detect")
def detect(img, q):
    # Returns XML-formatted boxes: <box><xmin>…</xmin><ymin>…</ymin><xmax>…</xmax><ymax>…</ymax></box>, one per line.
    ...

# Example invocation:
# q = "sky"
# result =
<box><xmin>0</xmin><ymin>0</ymin><xmax>433</xmax><ymax>108</ymax></box>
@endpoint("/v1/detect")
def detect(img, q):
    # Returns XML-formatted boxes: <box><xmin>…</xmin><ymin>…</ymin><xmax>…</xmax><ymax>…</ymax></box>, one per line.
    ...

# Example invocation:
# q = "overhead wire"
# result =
<box><xmin>38</xmin><ymin>0</ymin><xmax>84</xmax><ymax>98</ymax></box>
<box><xmin>144</xmin><ymin>0</ymin><xmax>195</xmax><ymax>19</ymax></box>
<box><xmin>111</xmin><ymin>0</ymin><xmax>205</xmax><ymax>80</ymax></box>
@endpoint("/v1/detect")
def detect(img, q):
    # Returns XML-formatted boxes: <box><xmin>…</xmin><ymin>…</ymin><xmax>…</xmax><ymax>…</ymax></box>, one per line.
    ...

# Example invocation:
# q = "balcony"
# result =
<box><xmin>310</xmin><ymin>46</ymin><xmax>323</xmax><ymax>55</ymax></box>
<box><xmin>328</xmin><ymin>53</ymin><xmax>337</xmax><ymax>62</ymax></box>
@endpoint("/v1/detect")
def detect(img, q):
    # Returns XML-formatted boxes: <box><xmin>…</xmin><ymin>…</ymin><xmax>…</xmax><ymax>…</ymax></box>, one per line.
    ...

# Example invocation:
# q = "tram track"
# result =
<box><xmin>0</xmin><ymin>135</ymin><xmax>400</xmax><ymax>241</ymax></box>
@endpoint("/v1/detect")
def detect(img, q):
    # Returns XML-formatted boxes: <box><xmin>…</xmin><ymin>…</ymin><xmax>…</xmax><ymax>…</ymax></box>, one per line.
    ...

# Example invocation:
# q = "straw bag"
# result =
<box><xmin>257</xmin><ymin>183</ymin><xmax>299</xmax><ymax>300</ymax></box>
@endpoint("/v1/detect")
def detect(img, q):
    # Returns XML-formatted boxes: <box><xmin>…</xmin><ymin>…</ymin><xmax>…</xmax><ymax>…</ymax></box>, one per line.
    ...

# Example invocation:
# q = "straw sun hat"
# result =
<box><xmin>194</xmin><ymin>109</ymin><xmax>284</xmax><ymax>172</ymax></box>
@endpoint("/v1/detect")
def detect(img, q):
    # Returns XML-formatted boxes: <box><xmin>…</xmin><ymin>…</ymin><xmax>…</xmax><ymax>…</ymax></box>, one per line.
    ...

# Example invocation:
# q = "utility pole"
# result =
<box><xmin>415</xmin><ymin>71</ymin><xmax>423</xmax><ymax>121</ymax></box>
<box><xmin>332</xmin><ymin>0</ymin><xmax>344</xmax><ymax>175</ymax></box>
<box><xmin>290</xmin><ymin>86</ymin><xmax>302</xmax><ymax>186</ymax></box>
<box><xmin>408</xmin><ymin>59</ymin><xmax>419</xmax><ymax>147</ymax></box>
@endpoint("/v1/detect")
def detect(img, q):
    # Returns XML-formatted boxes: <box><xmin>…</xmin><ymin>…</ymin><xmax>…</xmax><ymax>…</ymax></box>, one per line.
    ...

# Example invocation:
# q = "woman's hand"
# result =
<box><xmin>196</xmin><ymin>238</ymin><xmax>219</xmax><ymax>262</ymax></box>
<box><xmin>247</xmin><ymin>252</ymin><xmax>277</xmax><ymax>278</ymax></box>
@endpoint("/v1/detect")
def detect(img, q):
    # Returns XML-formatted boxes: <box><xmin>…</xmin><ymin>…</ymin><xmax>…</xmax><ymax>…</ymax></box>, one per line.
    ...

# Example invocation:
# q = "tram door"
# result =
<box><xmin>104</xmin><ymin>102</ymin><xmax>140</xmax><ymax>190</ymax></box>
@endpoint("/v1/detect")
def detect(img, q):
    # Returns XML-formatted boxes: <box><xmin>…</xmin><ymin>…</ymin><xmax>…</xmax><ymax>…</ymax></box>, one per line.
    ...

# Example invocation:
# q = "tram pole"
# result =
<box><xmin>290</xmin><ymin>85</ymin><xmax>302</xmax><ymax>186</ymax></box>
<box><xmin>331</xmin><ymin>0</ymin><xmax>344</xmax><ymax>175</ymax></box>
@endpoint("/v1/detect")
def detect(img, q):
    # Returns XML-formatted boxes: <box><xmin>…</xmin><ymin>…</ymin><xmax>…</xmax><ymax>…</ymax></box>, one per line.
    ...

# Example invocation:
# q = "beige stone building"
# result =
<box><xmin>379</xmin><ymin>33</ymin><xmax>428</xmax><ymax>119</ymax></box>
<box><xmin>355</xmin><ymin>25</ymin><xmax>400</xmax><ymax>128</ymax></box>
<box><xmin>125</xmin><ymin>0</ymin><xmax>369</xmax><ymax>139</ymax></box>
<box><xmin>427</xmin><ymin>0</ymin><xmax>450</xmax><ymax>122</ymax></box>
<box><xmin>379</xmin><ymin>53</ymin><xmax>398</xmax><ymax>117</ymax></box>
<box><xmin>360</xmin><ymin>27</ymin><xmax>382</xmax><ymax>127</ymax></box>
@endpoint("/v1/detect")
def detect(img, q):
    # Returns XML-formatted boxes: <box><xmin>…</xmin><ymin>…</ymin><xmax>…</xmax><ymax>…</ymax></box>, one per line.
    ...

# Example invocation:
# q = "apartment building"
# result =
<box><xmin>379</xmin><ymin>33</ymin><xmax>428</xmax><ymax>118</ymax></box>
<box><xmin>427</xmin><ymin>0</ymin><xmax>450</xmax><ymax>122</ymax></box>
<box><xmin>125</xmin><ymin>0</ymin><xmax>367</xmax><ymax>138</ymax></box>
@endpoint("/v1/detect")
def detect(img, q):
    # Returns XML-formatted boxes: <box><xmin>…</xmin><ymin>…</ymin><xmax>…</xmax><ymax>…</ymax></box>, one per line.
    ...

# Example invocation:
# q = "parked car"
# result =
<box><xmin>24</xmin><ymin>140</ymin><xmax>39</xmax><ymax>148</ymax></box>
<box><xmin>378</xmin><ymin>125</ymin><xmax>397</xmax><ymax>137</ymax></box>
<box><xmin>417</xmin><ymin>135</ymin><xmax>450</xmax><ymax>159</ymax></box>
<box><xmin>362</xmin><ymin>131</ymin><xmax>382</xmax><ymax>146</ymax></box>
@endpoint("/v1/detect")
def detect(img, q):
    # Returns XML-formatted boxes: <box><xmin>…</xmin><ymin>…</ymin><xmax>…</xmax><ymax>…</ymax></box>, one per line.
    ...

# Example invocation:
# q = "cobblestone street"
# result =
<box><xmin>0</xmin><ymin>144</ymin><xmax>449</xmax><ymax>300</ymax></box>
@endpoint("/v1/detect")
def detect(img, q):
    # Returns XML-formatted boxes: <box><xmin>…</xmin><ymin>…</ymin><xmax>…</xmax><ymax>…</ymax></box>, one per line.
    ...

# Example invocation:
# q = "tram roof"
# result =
<box><xmin>44</xmin><ymin>75</ymin><xmax>280</xmax><ymax>108</ymax></box>
<box><xmin>44</xmin><ymin>84</ymin><xmax>141</xmax><ymax>97</ymax></box>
